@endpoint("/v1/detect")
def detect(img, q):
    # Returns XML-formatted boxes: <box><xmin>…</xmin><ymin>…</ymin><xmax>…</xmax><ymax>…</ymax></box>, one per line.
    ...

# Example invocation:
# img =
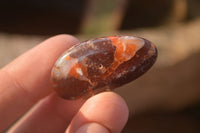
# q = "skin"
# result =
<box><xmin>0</xmin><ymin>35</ymin><xmax>129</xmax><ymax>133</ymax></box>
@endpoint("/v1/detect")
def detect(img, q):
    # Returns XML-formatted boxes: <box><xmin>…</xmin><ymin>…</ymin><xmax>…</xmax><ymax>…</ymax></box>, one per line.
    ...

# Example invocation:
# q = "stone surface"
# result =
<box><xmin>51</xmin><ymin>36</ymin><xmax>157</xmax><ymax>99</ymax></box>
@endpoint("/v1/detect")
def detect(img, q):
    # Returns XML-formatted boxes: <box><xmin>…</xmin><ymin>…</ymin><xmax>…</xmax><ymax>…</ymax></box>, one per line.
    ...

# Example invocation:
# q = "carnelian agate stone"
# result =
<box><xmin>51</xmin><ymin>36</ymin><xmax>157</xmax><ymax>100</ymax></box>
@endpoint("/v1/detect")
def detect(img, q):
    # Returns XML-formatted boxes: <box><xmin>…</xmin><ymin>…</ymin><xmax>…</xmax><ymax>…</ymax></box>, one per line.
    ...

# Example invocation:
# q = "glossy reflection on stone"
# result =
<box><xmin>51</xmin><ymin>36</ymin><xmax>157</xmax><ymax>100</ymax></box>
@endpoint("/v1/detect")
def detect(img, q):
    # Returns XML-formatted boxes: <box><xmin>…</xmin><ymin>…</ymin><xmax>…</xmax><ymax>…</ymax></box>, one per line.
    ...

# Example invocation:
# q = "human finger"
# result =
<box><xmin>0</xmin><ymin>34</ymin><xmax>79</xmax><ymax>131</ymax></box>
<box><xmin>8</xmin><ymin>93</ymin><xmax>85</xmax><ymax>133</ymax></box>
<box><xmin>66</xmin><ymin>92</ymin><xmax>129</xmax><ymax>133</ymax></box>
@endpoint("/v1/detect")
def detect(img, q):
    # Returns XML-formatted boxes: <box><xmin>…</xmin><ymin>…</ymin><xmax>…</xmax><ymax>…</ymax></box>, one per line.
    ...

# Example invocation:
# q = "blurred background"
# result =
<box><xmin>0</xmin><ymin>0</ymin><xmax>200</xmax><ymax>132</ymax></box>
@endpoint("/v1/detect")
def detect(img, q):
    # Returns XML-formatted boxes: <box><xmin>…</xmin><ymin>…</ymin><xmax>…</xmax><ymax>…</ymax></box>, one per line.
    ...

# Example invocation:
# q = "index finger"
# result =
<box><xmin>0</xmin><ymin>35</ymin><xmax>79</xmax><ymax>131</ymax></box>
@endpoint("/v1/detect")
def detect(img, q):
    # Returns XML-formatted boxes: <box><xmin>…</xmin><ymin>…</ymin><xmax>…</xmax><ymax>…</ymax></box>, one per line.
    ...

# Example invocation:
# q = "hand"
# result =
<box><xmin>0</xmin><ymin>35</ymin><xmax>129</xmax><ymax>133</ymax></box>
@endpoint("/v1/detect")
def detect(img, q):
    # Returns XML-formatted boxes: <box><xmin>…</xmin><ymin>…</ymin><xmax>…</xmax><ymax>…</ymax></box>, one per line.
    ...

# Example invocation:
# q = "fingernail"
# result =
<box><xmin>76</xmin><ymin>123</ymin><xmax>109</xmax><ymax>133</ymax></box>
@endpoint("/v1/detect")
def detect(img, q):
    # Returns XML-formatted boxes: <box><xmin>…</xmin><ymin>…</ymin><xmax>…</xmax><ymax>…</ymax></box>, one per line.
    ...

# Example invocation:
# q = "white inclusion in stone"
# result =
<box><xmin>63</xmin><ymin>59</ymin><xmax>77</xmax><ymax>78</ymax></box>
<box><xmin>122</xmin><ymin>36</ymin><xmax>145</xmax><ymax>52</ymax></box>
<box><xmin>131</xmin><ymin>66</ymin><xmax>136</xmax><ymax>71</ymax></box>
<box><xmin>76</xmin><ymin>67</ymin><xmax>83</xmax><ymax>76</ymax></box>
<box><xmin>76</xmin><ymin>67</ymin><xmax>89</xmax><ymax>81</ymax></box>
<box><xmin>116</xmin><ymin>73</ymin><xmax>122</xmax><ymax>79</ymax></box>
<box><xmin>55</xmin><ymin>56</ymin><xmax>79</xmax><ymax>79</ymax></box>
<box><xmin>122</xmin><ymin>41</ymin><xmax>126</xmax><ymax>51</ymax></box>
